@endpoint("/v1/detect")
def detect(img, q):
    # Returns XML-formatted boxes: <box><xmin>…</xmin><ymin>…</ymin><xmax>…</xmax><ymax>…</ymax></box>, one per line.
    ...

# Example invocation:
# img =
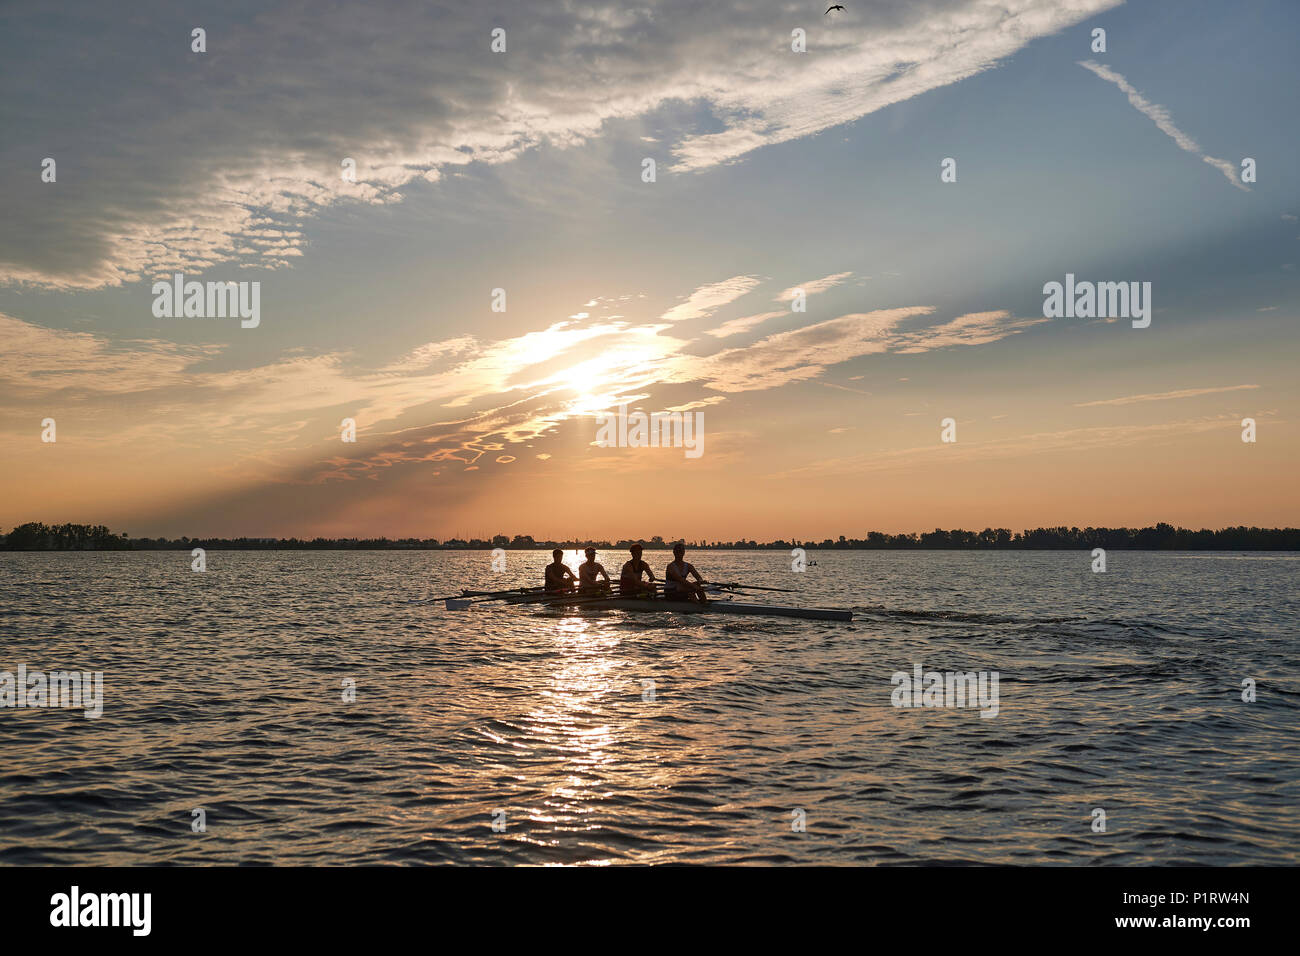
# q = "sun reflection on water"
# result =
<box><xmin>517</xmin><ymin>615</ymin><xmax>632</xmax><ymax>862</ymax></box>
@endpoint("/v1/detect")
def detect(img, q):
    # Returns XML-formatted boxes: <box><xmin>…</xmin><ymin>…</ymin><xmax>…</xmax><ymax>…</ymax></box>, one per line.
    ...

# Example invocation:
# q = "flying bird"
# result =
<box><xmin>825</xmin><ymin>4</ymin><xmax>845</xmax><ymax>13</ymax></box>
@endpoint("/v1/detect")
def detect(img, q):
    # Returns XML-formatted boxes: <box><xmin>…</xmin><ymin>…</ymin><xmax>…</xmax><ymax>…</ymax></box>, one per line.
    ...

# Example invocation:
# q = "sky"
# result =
<box><xmin>1</xmin><ymin>0</ymin><xmax>1296</xmax><ymax>541</ymax></box>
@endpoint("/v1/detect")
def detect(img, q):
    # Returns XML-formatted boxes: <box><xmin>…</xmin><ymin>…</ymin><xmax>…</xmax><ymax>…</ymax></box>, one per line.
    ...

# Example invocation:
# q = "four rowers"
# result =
<box><xmin>543</xmin><ymin>543</ymin><xmax>709</xmax><ymax>604</ymax></box>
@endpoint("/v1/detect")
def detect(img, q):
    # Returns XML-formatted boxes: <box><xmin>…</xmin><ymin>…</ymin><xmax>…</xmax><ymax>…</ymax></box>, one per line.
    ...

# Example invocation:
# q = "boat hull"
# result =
<box><xmin>468</xmin><ymin>590</ymin><xmax>853</xmax><ymax>622</ymax></box>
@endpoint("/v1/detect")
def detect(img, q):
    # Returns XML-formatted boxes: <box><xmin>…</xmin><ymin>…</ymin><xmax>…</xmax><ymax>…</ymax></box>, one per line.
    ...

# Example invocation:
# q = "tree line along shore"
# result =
<box><xmin>2</xmin><ymin>522</ymin><xmax>1298</xmax><ymax>551</ymax></box>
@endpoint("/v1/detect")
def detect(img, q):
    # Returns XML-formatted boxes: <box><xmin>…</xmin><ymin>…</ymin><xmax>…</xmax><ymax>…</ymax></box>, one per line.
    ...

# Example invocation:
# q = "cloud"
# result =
<box><xmin>683</xmin><ymin>306</ymin><xmax>1046</xmax><ymax>393</ymax></box>
<box><xmin>1077</xmin><ymin>60</ymin><xmax>1247</xmax><ymax>192</ymax></box>
<box><xmin>0</xmin><ymin>0</ymin><xmax>1119</xmax><ymax>290</ymax></box>
<box><xmin>0</xmin><ymin>306</ymin><xmax>689</xmax><ymax>466</ymax></box>
<box><xmin>704</xmin><ymin>310</ymin><xmax>786</xmax><ymax>338</ymax></box>
<box><xmin>666</xmin><ymin>397</ymin><xmax>727</xmax><ymax>412</ymax></box>
<box><xmin>380</xmin><ymin>337</ymin><xmax>479</xmax><ymax>373</ymax></box>
<box><xmin>0</xmin><ymin>313</ymin><xmax>221</xmax><ymax>394</ymax></box>
<box><xmin>822</xmin><ymin>382</ymin><xmax>872</xmax><ymax>395</ymax></box>
<box><xmin>895</xmin><ymin>310</ymin><xmax>1045</xmax><ymax>353</ymax></box>
<box><xmin>659</xmin><ymin>275</ymin><xmax>762</xmax><ymax>323</ymax></box>
<box><xmin>1074</xmin><ymin>384</ymin><xmax>1260</xmax><ymax>407</ymax></box>
<box><xmin>684</xmin><ymin>308</ymin><xmax>930</xmax><ymax>392</ymax></box>
<box><xmin>0</xmin><ymin>286</ymin><xmax>1054</xmax><ymax>485</ymax></box>
<box><xmin>776</xmin><ymin>272</ymin><xmax>855</xmax><ymax>302</ymax></box>
<box><xmin>671</xmin><ymin>2</ymin><xmax>1122</xmax><ymax>171</ymax></box>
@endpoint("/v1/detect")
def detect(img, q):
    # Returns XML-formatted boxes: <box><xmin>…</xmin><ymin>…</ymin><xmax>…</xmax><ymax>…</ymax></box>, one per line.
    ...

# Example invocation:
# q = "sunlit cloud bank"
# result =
<box><xmin>0</xmin><ymin>270</ymin><xmax>1045</xmax><ymax>480</ymax></box>
<box><xmin>0</xmin><ymin>0</ymin><xmax>1118</xmax><ymax>290</ymax></box>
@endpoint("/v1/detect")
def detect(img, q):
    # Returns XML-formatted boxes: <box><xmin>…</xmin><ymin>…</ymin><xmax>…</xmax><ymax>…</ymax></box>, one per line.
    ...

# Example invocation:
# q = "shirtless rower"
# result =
<box><xmin>619</xmin><ymin>543</ymin><xmax>657</xmax><ymax>597</ymax></box>
<box><xmin>577</xmin><ymin>547</ymin><xmax>611</xmax><ymax>593</ymax></box>
<box><xmin>665</xmin><ymin>542</ymin><xmax>710</xmax><ymax>604</ymax></box>
<box><xmin>544</xmin><ymin>549</ymin><xmax>577</xmax><ymax>594</ymax></box>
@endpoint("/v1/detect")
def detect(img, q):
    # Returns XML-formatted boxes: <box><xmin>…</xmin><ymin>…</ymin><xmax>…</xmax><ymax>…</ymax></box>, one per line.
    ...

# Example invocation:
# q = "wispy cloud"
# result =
<box><xmin>684</xmin><ymin>308</ymin><xmax>929</xmax><ymax>393</ymax></box>
<box><xmin>704</xmin><ymin>310</ymin><xmax>786</xmax><ymax>339</ymax></box>
<box><xmin>660</xmin><ymin>275</ymin><xmax>762</xmax><ymax>323</ymax></box>
<box><xmin>1078</xmin><ymin>60</ymin><xmax>1247</xmax><ymax>191</ymax></box>
<box><xmin>381</xmin><ymin>337</ymin><xmax>479</xmax><ymax>373</ymax></box>
<box><xmin>895</xmin><ymin>311</ymin><xmax>1045</xmax><ymax>353</ymax></box>
<box><xmin>1074</xmin><ymin>384</ymin><xmax>1260</xmax><ymax>407</ymax></box>
<box><xmin>822</xmin><ymin>383</ymin><xmax>872</xmax><ymax>396</ymax></box>
<box><xmin>705</xmin><ymin>272</ymin><xmax>857</xmax><ymax>338</ymax></box>
<box><xmin>776</xmin><ymin>272</ymin><xmax>855</xmax><ymax>302</ymax></box>
<box><xmin>0</xmin><ymin>313</ymin><xmax>221</xmax><ymax>394</ymax></box>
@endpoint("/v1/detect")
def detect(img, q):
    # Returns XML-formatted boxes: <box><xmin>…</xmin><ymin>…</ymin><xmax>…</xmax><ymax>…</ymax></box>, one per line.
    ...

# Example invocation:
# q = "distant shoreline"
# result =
<box><xmin>3</xmin><ymin>522</ymin><xmax>1297</xmax><ymax>551</ymax></box>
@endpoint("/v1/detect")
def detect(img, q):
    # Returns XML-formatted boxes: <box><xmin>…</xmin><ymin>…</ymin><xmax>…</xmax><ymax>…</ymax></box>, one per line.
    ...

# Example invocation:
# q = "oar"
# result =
<box><xmin>447</xmin><ymin>587</ymin><xmax>622</xmax><ymax>612</ymax></box>
<box><xmin>433</xmin><ymin>584</ymin><xmax>552</xmax><ymax>609</ymax></box>
<box><xmin>445</xmin><ymin>594</ymin><xmax>515</xmax><ymax>610</ymax></box>
<box><xmin>446</xmin><ymin>583</ymin><xmax>628</xmax><ymax>610</ymax></box>
<box><xmin>704</xmin><ymin>581</ymin><xmax>799</xmax><ymax>593</ymax></box>
<box><xmin>618</xmin><ymin>578</ymin><xmax>792</xmax><ymax>595</ymax></box>
<box><xmin>425</xmin><ymin>585</ymin><xmax>537</xmax><ymax>602</ymax></box>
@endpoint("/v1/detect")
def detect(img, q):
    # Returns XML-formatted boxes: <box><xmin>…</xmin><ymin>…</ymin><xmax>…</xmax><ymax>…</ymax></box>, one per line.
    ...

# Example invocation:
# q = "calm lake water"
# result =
<box><xmin>0</xmin><ymin>549</ymin><xmax>1296</xmax><ymax>865</ymax></box>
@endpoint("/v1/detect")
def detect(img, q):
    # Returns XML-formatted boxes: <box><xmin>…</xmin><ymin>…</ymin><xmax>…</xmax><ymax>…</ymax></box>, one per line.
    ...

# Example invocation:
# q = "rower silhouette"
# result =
<box><xmin>578</xmin><ymin>547</ymin><xmax>611</xmax><ymax>593</ymax></box>
<box><xmin>665</xmin><ymin>542</ymin><xmax>710</xmax><ymax>604</ymax></box>
<box><xmin>544</xmin><ymin>549</ymin><xmax>576</xmax><ymax>594</ymax></box>
<box><xmin>620</xmin><ymin>543</ymin><xmax>657</xmax><ymax>597</ymax></box>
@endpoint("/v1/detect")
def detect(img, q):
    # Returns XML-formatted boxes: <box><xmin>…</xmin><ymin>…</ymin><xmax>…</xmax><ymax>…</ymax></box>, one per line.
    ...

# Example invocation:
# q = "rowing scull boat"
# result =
<box><xmin>458</xmin><ymin>589</ymin><xmax>853</xmax><ymax>622</ymax></box>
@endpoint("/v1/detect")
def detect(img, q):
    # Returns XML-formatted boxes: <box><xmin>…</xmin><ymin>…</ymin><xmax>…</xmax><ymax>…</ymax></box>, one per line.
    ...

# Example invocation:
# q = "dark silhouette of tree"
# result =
<box><xmin>2</xmin><ymin>522</ymin><xmax>131</xmax><ymax>550</ymax></box>
<box><xmin>3</xmin><ymin>522</ymin><xmax>1298</xmax><ymax>551</ymax></box>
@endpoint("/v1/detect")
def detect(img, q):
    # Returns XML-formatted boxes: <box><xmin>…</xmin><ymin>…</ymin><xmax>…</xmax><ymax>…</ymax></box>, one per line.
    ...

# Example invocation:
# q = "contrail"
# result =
<box><xmin>1074</xmin><ymin>384</ymin><xmax>1259</xmax><ymax>407</ymax></box>
<box><xmin>1078</xmin><ymin>60</ymin><xmax>1247</xmax><ymax>191</ymax></box>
